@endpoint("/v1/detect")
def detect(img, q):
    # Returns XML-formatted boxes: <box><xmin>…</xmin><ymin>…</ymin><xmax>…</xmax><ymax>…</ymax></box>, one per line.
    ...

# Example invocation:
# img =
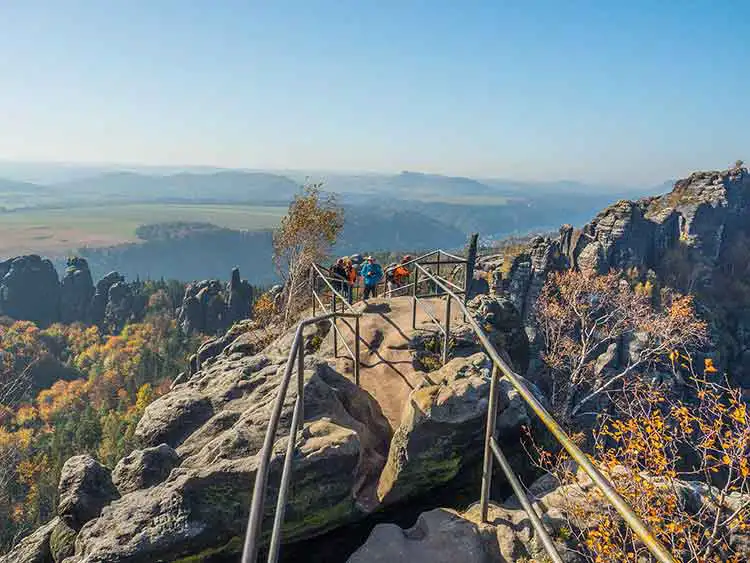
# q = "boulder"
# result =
<box><xmin>57</xmin><ymin>455</ymin><xmax>119</xmax><ymax>531</ymax></box>
<box><xmin>376</xmin><ymin>353</ymin><xmax>544</xmax><ymax>505</ymax></box>
<box><xmin>0</xmin><ymin>517</ymin><xmax>58</xmax><ymax>563</ymax></box>
<box><xmin>112</xmin><ymin>443</ymin><xmax>181</xmax><ymax>495</ymax></box>
<box><xmin>63</xmin><ymin>350</ymin><xmax>391</xmax><ymax>562</ymax></box>
<box><xmin>348</xmin><ymin>508</ymin><xmax>489</xmax><ymax>563</ymax></box>
<box><xmin>49</xmin><ymin>520</ymin><xmax>76</xmax><ymax>563</ymax></box>
<box><xmin>0</xmin><ymin>255</ymin><xmax>60</xmax><ymax>326</ymax></box>
<box><xmin>59</xmin><ymin>258</ymin><xmax>94</xmax><ymax>324</ymax></box>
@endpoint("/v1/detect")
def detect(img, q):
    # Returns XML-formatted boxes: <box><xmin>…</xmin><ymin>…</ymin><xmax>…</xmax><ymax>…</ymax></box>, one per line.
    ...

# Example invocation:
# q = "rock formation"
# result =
<box><xmin>59</xmin><ymin>258</ymin><xmax>95</xmax><ymax>324</ymax></box>
<box><xmin>0</xmin><ymin>254</ymin><xmax>256</xmax><ymax>336</ymax></box>
<box><xmin>477</xmin><ymin>165</ymin><xmax>750</xmax><ymax>384</ymax></box>
<box><xmin>177</xmin><ymin>267</ymin><xmax>255</xmax><ymax>335</ymax></box>
<box><xmin>0</xmin><ymin>255</ymin><xmax>61</xmax><ymax>326</ymax></box>
<box><xmin>351</xmin><ymin>467</ymin><xmax>750</xmax><ymax>563</ymax></box>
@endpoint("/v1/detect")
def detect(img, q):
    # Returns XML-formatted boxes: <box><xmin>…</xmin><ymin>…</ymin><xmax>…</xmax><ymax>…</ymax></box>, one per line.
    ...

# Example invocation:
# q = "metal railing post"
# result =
<box><xmin>267</xmin><ymin>345</ymin><xmax>306</xmax><ymax>562</ymax></box>
<box><xmin>490</xmin><ymin>439</ymin><xmax>564</xmax><ymax>563</ymax></box>
<box><xmin>480</xmin><ymin>364</ymin><xmax>500</xmax><ymax>522</ymax></box>
<box><xmin>412</xmin><ymin>267</ymin><xmax>419</xmax><ymax>330</ymax></box>
<box><xmin>354</xmin><ymin>316</ymin><xmax>361</xmax><ymax>386</ymax></box>
<box><xmin>442</xmin><ymin>295</ymin><xmax>452</xmax><ymax>365</ymax></box>
<box><xmin>332</xmin><ymin>293</ymin><xmax>338</xmax><ymax>358</ymax></box>
<box><xmin>310</xmin><ymin>268</ymin><xmax>316</xmax><ymax>316</ymax></box>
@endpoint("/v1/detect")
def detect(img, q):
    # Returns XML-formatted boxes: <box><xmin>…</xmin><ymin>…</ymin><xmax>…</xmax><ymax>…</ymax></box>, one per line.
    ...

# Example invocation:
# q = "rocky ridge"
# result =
<box><xmin>0</xmin><ymin>255</ymin><xmax>255</xmax><ymax>335</ymax></box>
<box><xmin>478</xmin><ymin>165</ymin><xmax>750</xmax><ymax>383</ymax></box>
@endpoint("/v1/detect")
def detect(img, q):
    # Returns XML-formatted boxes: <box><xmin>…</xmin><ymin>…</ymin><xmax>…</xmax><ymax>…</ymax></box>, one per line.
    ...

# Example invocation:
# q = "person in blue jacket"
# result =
<box><xmin>360</xmin><ymin>256</ymin><xmax>383</xmax><ymax>300</ymax></box>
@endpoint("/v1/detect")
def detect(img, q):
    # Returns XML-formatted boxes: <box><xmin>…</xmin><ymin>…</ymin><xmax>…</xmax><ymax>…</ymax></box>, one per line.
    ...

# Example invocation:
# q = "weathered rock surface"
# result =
<box><xmin>49</xmin><ymin>520</ymin><xmax>77</xmax><ymax>563</ymax></box>
<box><xmin>59</xmin><ymin>258</ymin><xmax>95</xmax><ymax>324</ymax></box>
<box><xmin>475</xmin><ymin>166</ymin><xmax>750</xmax><ymax>384</ymax></box>
<box><xmin>57</xmin><ymin>455</ymin><xmax>120</xmax><ymax>532</ymax></box>
<box><xmin>0</xmin><ymin>517</ymin><xmax>58</xmax><ymax>563</ymax></box>
<box><xmin>112</xmin><ymin>443</ymin><xmax>181</xmax><ymax>495</ymax></box>
<box><xmin>377</xmin><ymin>353</ymin><xmax>544</xmax><ymax>505</ymax></box>
<box><xmin>61</xmin><ymin>340</ymin><xmax>391</xmax><ymax>562</ymax></box>
<box><xmin>348</xmin><ymin>508</ymin><xmax>490</xmax><ymax>563</ymax></box>
<box><xmin>0</xmin><ymin>255</ymin><xmax>60</xmax><ymax>326</ymax></box>
<box><xmin>178</xmin><ymin>267</ymin><xmax>255</xmax><ymax>335</ymax></box>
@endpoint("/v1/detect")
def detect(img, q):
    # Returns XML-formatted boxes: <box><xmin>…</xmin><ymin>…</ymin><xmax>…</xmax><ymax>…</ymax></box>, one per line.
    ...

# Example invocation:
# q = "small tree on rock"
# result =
<box><xmin>273</xmin><ymin>184</ymin><xmax>344</xmax><ymax>326</ymax></box>
<box><xmin>535</xmin><ymin>270</ymin><xmax>709</xmax><ymax>424</ymax></box>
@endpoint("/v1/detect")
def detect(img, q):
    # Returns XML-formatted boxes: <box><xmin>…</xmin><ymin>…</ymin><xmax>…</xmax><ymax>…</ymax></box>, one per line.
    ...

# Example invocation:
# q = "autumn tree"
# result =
<box><xmin>532</xmin><ymin>362</ymin><xmax>750</xmax><ymax>563</ymax></box>
<box><xmin>273</xmin><ymin>184</ymin><xmax>344</xmax><ymax>326</ymax></box>
<box><xmin>535</xmin><ymin>270</ymin><xmax>708</xmax><ymax>423</ymax></box>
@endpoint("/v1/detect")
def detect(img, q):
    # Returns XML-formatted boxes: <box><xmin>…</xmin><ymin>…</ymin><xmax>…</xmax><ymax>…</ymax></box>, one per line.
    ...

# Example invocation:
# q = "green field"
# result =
<box><xmin>0</xmin><ymin>203</ymin><xmax>287</xmax><ymax>257</ymax></box>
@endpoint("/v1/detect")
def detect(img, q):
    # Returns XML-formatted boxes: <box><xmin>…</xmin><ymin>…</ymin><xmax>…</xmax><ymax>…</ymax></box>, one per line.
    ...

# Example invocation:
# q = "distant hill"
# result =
<box><xmin>51</xmin><ymin>171</ymin><xmax>300</xmax><ymax>204</ymax></box>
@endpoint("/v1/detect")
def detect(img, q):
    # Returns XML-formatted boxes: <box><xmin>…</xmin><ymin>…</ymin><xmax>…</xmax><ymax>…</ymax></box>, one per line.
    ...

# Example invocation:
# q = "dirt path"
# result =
<box><xmin>330</xmin><ymin>296</ymin><xmax>463</xmax><ymax>429</ymax></box>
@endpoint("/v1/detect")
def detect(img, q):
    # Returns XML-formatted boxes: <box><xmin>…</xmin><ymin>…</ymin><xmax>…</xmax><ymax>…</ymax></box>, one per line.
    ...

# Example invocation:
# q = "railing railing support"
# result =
<box><xmin>332</xmin><ymin>293</ymin><xmax>338</xmax><ymax>358</ymax></box>
<box><xmin>411</xmin><ymin>267</ymin><xmax>419</xmax><ymax>330</ymax></box>
<box><xmin>490</xmin><ymin>438</ymin><xmax>564</xmax><ymax>563</ymax></box>
<box><xmin>442</xmin><ymin>295</ymin><xmax>452</xmax><ymax>365</ymax></box>
<box><xmin>354</xmin><ymin>316</ymin><xmax>361</xmax><ymax>386</ymax></box>
<box><xmin>267</xmin><ymin>344</ymin><xmax>306</xmax><ymax>562</ymax></box>
<box><xmin>480</xmin><ymin>364</ymin><xmax>500</xmax><ymax>523</ymax></box>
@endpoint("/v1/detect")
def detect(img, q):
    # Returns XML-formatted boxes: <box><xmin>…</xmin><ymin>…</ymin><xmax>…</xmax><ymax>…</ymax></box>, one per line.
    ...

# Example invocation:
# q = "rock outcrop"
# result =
<box><xmin>0</xmin><ymin>255</ymin><xmax>257</xmax><ymax>335</ymax></box>
<box><xmin>0</xmin><ymin>517</ymin><xmax>58</xmax><ymax>563</ymax></box>
<box><xmin>377</xmin><ymin>353</ymin><xmax>543</xmax><ymax>505</ymax></box>
<box><xmin>57</xmin><ymin>455</ymin><xmax>120</xmax><ymax>532</ymax></box>
<box><xmin>475</xmin><ymin>166</ymin><xmax>750</xmax><ymax>383</ymax></box>
<box><xmin>58</xmin><ymin>340</ymin><xmax>392</xmax><ymax>563</ymax></box>
<box><xmin>111</xmin><ymin>443</ymin><xmax>181</xmax><ymax>495</ymax></box>
<box><xmin>177</xmin><ymin>267</ymin><xmax>255</xmax><ymax>335</ymax></box>
<box><xmin>0</xmin><ymin>255</ymin><xmax>61</xmax><ymax>326</ymax></box>
<box><xmin>59</xmin><ymin>258</ymin><xmax>95</xmax><ymax>324</ymax></box>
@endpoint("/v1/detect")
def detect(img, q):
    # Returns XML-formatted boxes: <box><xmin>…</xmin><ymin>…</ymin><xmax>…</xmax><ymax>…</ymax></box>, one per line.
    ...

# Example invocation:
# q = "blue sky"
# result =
<box><xmin>0</xmin><ymin>1</ymin><xmax>747</xmax><ymax>184</ymax></box>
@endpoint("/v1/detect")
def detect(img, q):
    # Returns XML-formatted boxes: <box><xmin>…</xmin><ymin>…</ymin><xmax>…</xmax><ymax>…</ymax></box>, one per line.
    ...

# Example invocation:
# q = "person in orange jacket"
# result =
<box><xmin>386</xmin><ymin>255</ymin><xmax>412</xmax><ymax>296</ymax></box>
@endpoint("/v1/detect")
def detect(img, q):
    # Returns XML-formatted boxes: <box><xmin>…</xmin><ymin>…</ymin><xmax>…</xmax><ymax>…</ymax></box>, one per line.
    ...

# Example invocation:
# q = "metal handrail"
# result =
<box><xmin>412</xmin><ymin>263</ymin><xmax>677</xmax><ymax>563</ymax></box>
<box><xmin>241</xmin><ymin>310</ymin><xmax>361</xmax><ymax>563</ymax></box>
<box><xmin>311</xmin><ymin>263</ymin><xmax>361</xmax><ymax>384</ymax></box>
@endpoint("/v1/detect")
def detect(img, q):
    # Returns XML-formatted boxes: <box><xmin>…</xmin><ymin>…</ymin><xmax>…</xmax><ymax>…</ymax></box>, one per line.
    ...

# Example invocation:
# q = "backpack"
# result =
<box><xmin>385</xmin><ymin>263</ymin><xmax>398</xmax><ymax>282</ymax></box>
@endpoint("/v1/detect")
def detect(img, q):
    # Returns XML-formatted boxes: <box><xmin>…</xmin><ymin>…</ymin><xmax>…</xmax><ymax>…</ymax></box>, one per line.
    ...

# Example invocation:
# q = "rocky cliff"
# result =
<box><xmin>0</xmin><ymin>256</ymin><xmax>255</xmax><ymax>335</ymax></box>
<box><xmin>478</xmin><ymin>165</ymin><xmax>750</xmax><ymax>385</ymax></box>
<box><xmin>0</xmin><ymin>294</ymin><xmax>537</xmax><ymax>563</ymax></box>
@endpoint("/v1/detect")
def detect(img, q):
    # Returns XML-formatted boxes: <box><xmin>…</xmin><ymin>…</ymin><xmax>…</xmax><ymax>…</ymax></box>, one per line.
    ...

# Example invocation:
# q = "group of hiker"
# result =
<box><xmin>329</xmin><ymin>254</ymin><xmax>412</xmax><ymax>303</ymax></box>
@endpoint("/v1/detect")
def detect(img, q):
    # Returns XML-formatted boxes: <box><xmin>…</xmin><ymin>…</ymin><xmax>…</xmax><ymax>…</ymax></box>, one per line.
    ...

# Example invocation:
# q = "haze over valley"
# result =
<box><xmin>0</xmin><ymin>163</ymin><xmax>659</xmax><ymax>282</ymax></box>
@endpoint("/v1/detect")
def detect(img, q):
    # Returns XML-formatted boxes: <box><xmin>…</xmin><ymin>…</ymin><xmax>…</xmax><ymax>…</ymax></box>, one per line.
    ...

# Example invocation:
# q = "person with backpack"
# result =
<box><xmin>360</xmin><ymin>256</ymin><xmax>383</xmax><ymax>300</ymax></box>
<box><xmin>344</xmin><ymin>258</ymin><xmax>358</xmax><ymax>304</ymax></box>
<box><xmin>386</xmin><ymin>255</ymin><xmax>412</xmax><ymax>296</ymax></box>
<box><xmin>330</xmin><ymin>257</ymin><xmax>348</xmax><ymax>301</ymax></box>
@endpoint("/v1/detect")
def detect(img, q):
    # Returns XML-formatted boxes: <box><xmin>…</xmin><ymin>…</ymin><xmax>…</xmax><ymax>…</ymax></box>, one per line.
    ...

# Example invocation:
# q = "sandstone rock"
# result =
<box><xmin>0</xmin><ymin>255</ymin><xmax>60</xmax><ymax>326</ymax></box>
<box><xmin>0</xmin><ymin>517</ymin><xmax>58</xmax><ymax>563</ymax></box>
<box><xmin>63</xmin><ymin>349</ymin><xmax>391</xmax><ymax>562</ymax></box>
<box><xmin>228</xmin><ymin>267</ymin><xmax>253</xmax><ymax>323</ymax></box>
<box><xmin>112</xmin><ymin>443</ymin><xmax>181</xmax><ymax>495</ymax></box>
<box><xmin>376</xmin><ymin>353</ymin><xmax>544</xmax><ymax>505</ymax></box>
<box><xmin>57</xmin><ymin>455</ymin><xmax>119</xmax><ymax>531</ymax></box>
<box><xmin>348</xmin><ymin>508</ymin><xmax>489</xmax><ymax>563</ymax></box>
<box><xmin>88</xmin><ymin>272</ymin><xmax>123</xmax><ymax>326</ymax></box>
<box><xmin>59</xmin><ymin>258</ymin><xmax>94</xmax><ymax>324</ymax></box>
<box><xmin>464</xmin><ymin>294</ymin><xmax>530</xmax><ymax>373</ymax></box>
<box><xmin>103</xmin><ymin>281</ymin><xmax>133</xmax><ymax>332</ymax></box>
<box><xmin>49</xmin><ymin>520</ymin><xmax>76</xmax><ymax>563</ymax></box>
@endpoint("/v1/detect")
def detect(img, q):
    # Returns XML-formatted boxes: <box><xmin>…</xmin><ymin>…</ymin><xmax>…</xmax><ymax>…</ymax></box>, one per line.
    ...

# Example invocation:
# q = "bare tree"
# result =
<box><xmin>536</xmin><ymin>270</ymin><xmax>709</xmax><ymax>423</ymax></box>
<box><xmin>273</xmin><ymin>184</ymin><xmax>344</xmax><ymax>326</ymax></box>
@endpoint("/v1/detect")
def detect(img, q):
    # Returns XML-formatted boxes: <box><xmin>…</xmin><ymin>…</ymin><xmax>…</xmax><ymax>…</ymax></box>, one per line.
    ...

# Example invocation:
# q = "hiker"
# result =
<box><xmin>345</xmin><ymin>258</ymin><xmax>357</xmax><ymax>304</ymax></box>
<box><xmin>330</xmin><ymin>258</ymin><xmax>348</xmax><ymax>300</ymax></box>
<box><xmin>360</xmin><ymin>256</ymin><xmax>383</xmax><ymax>300</ymax></box>
<box><xmin>386</xmin><ymin>255</ymin><xmax>412</xmax><ymax>296</ymax></box>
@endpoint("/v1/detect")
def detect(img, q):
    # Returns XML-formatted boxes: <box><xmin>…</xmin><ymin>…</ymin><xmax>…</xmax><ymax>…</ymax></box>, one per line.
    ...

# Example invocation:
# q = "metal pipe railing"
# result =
<box><xmin>412</xmin><ymin>263</ymin><xmax>677</xmax><ymax>563</ymax></box>
<box><xmin>241</xmin><ymin>309</ymin><xmax>361</xmax><ymax>563</ymax></box>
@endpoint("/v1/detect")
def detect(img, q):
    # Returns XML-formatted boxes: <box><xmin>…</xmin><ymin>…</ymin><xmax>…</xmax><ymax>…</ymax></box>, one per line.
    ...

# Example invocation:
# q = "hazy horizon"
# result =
<box><xmin>2</xmin><ymin>1</ymin><xmax>748</xmax><ymax>185</ymax></box>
